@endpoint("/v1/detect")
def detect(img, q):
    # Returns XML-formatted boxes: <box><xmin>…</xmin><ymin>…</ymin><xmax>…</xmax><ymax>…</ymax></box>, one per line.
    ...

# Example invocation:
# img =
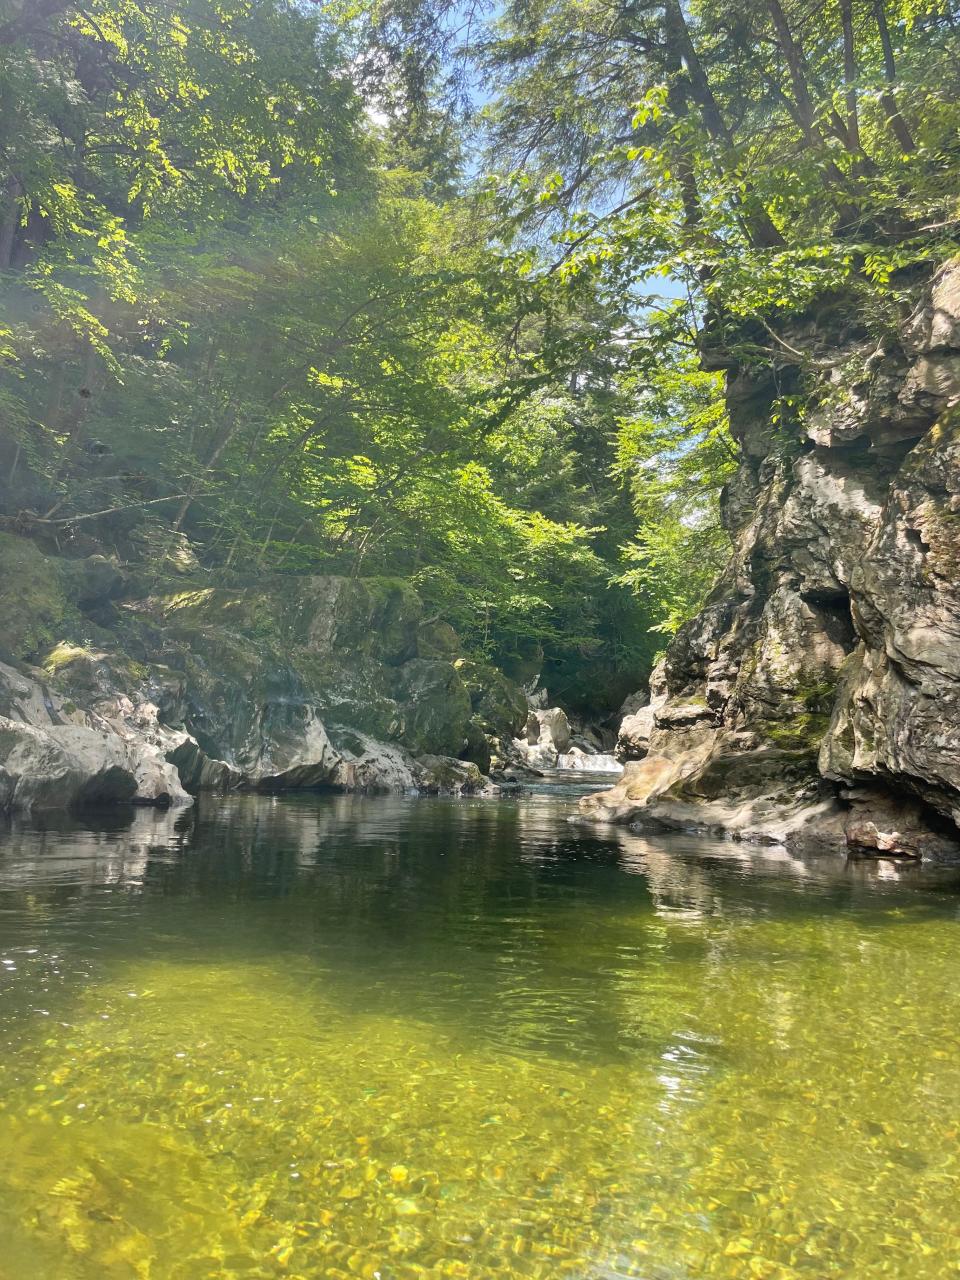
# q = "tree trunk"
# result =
<box><xmin>873</xmin><ymin>0</ymin><xmax>916</xmax><ymax>154</ymax></box>
<box><xmin>661</xmin><ymin>0</ymin><xmax>784</xmax><ymax>249</ymax></box>
<box><xmin>763</xmin><ymin>0</ymin><xmax>852</xmax><ymax>188</ymax></box>
<box><xmin>0</xmin><ymin>176</ymin><xmax>21</xmax><ymax>269</ymax></box>
<box><xmin>764</xmin><ymin>0</ymin><xmax>817</xmax><ymax>140</ymax></box>
<box><xmin>661</xmin><ymin>0</ymin><xmax>731</xmax><ymax>147</ymax></box>
<box><xmin>839</xmin><ymin>0</ymin><xmax>861</xmax><ymax>154</ymax></box>
<box><xmin>45</xmin><ymin>359</ymin><xmax>66</xmax><ymax>432</ymax></box>
<box><xmin>173</xmin><ymin>406</ymin><xmax>239</xmax><ymax>530</ymax></box>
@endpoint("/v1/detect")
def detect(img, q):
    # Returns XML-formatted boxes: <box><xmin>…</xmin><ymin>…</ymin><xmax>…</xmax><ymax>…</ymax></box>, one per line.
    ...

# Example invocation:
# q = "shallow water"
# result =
<box><xmin>2</xmin><ymin>784</ymin><xmax>960</xmax><ymax>1280</ymax></box>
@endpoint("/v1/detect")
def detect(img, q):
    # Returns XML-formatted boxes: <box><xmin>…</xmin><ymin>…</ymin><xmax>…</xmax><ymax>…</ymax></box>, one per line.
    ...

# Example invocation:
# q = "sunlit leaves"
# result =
<box><xmin>0</xmin><ymin>0</ymin><xmax>362</xmax><ymax>349</ymax></box>
<box><xmin>612</xmin><ymin>352</ymin><xmax>734</xmax><ymax>635</ymax></box>
<box><xmin>479</xmin><ymin>0</ymin><xmax>960</xmax><ymax>329</ymax></box>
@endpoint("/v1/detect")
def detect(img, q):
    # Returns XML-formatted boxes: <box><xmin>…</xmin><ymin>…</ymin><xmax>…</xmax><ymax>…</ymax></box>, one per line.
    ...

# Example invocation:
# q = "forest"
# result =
<box><xmin>4</xmin><ymin>6</ymin><xmax>960</xmax><ymax>1278</ymax></box>
<box><xmin>3</xmin><ymin>0</ymin><xmax>955</xmax><ymax>717</ymax></box>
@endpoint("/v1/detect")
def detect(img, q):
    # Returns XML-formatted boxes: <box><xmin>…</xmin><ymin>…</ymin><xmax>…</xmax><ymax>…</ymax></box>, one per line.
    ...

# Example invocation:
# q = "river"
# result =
<box><xmin>1</xmin><ymin>778</ymin><xmax>959</xmax><ymax>1278</ymax></box>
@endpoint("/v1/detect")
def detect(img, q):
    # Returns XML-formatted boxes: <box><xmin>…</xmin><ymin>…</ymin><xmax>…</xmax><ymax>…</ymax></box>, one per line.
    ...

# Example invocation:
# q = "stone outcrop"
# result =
<box><xmin>583</xmin><ymin>259</ymin><xmax>960</xmax><ymax>861</ymax></box>
<box><xmin>453</xmin><ymin>659</ymin><xmax>529</xmax><ymax>773</ymax></box>
<box><xmin>0</xmin><ymin>544</ymin><xmax>527</xmax><ymax>813</ymax></box>
<box><xmin>512</xmin><ymin>706</ymin><xmax>572</xmax><ymax>769</ymax></box>
<box><xmin>0</xmin><ymin>659</ymin><xmax>190</xmax><ymax>812</ymax></box>
<box><xmin>615</xmin><ymin>666</ymin><xmax>666</xmax><ymax>762</ymax></box>
<box><xmin>508</xmin><ymin>704</ymin><xmax>622</xmax><ymax>773</ymax></box>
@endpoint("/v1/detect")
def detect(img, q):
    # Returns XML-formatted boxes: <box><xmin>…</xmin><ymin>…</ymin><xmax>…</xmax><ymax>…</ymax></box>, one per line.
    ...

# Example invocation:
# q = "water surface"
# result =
<box><xmin>2</xmin><ymin>782</ymin><xmax>960</xmax><ymax>1278</ymax></box>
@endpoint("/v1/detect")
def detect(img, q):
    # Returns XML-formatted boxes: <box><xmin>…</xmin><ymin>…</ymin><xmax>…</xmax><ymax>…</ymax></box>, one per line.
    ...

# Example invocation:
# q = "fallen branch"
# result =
<box><xmin>2</xmin><ymin>494</ymin><xmax>189</xmax><ymax>530</ymax></box>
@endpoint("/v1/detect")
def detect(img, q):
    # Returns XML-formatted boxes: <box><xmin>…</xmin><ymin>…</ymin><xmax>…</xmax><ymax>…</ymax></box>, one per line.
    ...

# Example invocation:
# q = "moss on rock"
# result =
<box><xmin>0</xmin><ymin>533</ymin><xmax>76</xmax><ymax>661</ymax></box>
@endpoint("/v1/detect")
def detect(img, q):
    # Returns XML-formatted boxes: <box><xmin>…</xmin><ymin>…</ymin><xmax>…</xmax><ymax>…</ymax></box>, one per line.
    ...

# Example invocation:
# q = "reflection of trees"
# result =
<box><xmin>0</xmin><ymin>795</ymin><xmax>652</xmax><ymax>1067</ymax></box>
<box><xmin>4</xmin><ymin>792</ymin><xmax>960</xmax><ymax>1280</ymax></box>
<box><xmin>141</xmin><ymin>793</ymin><xmax>652</xmax><ymax>1065</ymax></box>
<box><xmin>1</xmin><ymin>793</ymin><xmax>957</xmax><ymax>1077</ymax></box>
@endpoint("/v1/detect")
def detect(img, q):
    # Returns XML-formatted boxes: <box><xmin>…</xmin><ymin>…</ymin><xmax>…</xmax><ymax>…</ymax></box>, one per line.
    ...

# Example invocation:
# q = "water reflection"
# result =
<box><xmin>2</xmin><ymin>789</ymin><xmax>952</xmax><ymax>903</ymax></box>
<box><xmin>1</xmin><ymin>791</ymin><xmax>960</xmax><ymax>1279</ymax></box>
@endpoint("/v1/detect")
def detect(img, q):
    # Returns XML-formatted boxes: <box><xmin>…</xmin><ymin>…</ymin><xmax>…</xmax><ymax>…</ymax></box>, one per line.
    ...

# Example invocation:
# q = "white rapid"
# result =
<box><xmin>556</xmin><ymin>750</ymin><xmax>623</xmax><ymax>774</ymax></box>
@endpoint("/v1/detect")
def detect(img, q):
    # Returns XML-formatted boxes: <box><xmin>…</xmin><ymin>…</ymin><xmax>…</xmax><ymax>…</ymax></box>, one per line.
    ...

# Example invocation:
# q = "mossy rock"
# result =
<box><xmin>60</xmin><ymin>555</ymin><xmax>127</xmax><ymax>610</ymax></box>
<box><xmin>453</xmin><ymin>660</ymin><xmax>528</xmax><ymax>738</ymax></box>
<box><xmin>416</xmin><ymin>754</ymin><xmax>485</xmax><ymax>794</ymax></box>
<box><xmin>392</xmin><ymin>659</ymin><xmax>472</xmax><ymax>757</ymax></box>
<box><xmin>144</xmin><ymin>587</ymin><xmax>286</xmax><ymax>655</ymax></box>
<box><xmin>460</xmin><ymin>719</ymin><xmax>492</xmax><ymax>773</ymax></box>
<box><xmin>144</xmin><ymin>575</ymin><xmax>422</xmax><ymax>666</ymax></box>
<box><xmin>39</xmin><ymin>642</ymin><xmax>167</xmax><ymax>724</ymax></box>
<box><xmin>294</xmin><ymin>652</ymin><xmax>399</xmax><ymax>738</ymax></box>
<box><xmin>670</xmin><ymin>745</ymin><xmax>821</xmax><ymax>803</ymax></box>
<box><xmin>797</xmin><ymin>676</ymin><xmax>840</xmax><ymax>715</ymax></box>
<box><xmin>42</xmin><ymin>643</ymin><xmax>107</xmax><ymax>697</ymax></box>
<box><xmin>0</xmin><ymin>533</ymin><xmax>78</xmax><ymax>661</ymax></box>
<box><xmin>763</xmin><ymin>711</ymin><xmax>832</xmax><ymax>750</ymax></box>
<box><xmin>417</xmin><ymin>620</ymin><xmax>461</xmax><ymax>658</ymax></box>
<box><xmin>312</xmin><ymin>577</ymin><xmax>421</xmax><ymax>665</ymax></box>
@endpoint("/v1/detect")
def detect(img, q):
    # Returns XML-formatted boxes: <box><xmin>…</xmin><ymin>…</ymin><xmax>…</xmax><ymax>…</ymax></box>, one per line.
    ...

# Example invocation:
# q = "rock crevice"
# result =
<box><xmin>585</xmin><ymin>260</ymin><xmax>960</xmax><ymax>861</ymax></box>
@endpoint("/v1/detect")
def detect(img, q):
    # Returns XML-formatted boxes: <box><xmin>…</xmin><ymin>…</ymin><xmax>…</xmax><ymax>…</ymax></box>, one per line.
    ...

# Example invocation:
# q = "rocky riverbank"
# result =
<box><xmin>0</xmin><ymin>539</ymin><xmax>534</xmax><ymax>813</ymax></box>
<box><xmin>584</xmin><ymin>259</ymin><xmax>960</xmax><ymax>863</ymax></box>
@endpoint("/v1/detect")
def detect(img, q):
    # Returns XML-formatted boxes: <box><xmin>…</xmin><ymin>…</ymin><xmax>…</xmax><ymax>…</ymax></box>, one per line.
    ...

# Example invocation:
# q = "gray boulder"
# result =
<box><xmin>0</xmin><ymin>717</ymin><xmax>182</xmax><ymax>813</ymax></box>
<box><xmin>512</xmin><ymin>706</ymin><xmax>573</xmax><ymax>768</ymax></box>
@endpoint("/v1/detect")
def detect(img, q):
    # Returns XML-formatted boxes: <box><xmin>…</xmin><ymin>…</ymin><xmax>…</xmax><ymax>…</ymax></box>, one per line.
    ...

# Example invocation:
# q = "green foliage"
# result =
<box><xmin>479</xmin><ymin>0</ymin><xmax>960</xmax><ymax>313</ymax></box>
<box><xmin>1</xmin><ymin>8</ymin><xmax>338</xmax><ymax>362</ymax></box>
<box><xmin>462</xmin><ymin>0</ymin><xmax>960</xmax><ymax>637</ymax></box>
<box><xmin>0</xmin><ymin>1</ymin><xmax>655</xmax><ymax>706</ymax></box>
<box><xmin>6</xmin><ymin>0</ymin><xmax>955</xmax><ymax>710</ymax></box>
<box><xmin>0</xmin><ymin>532</ymin><xmax>76</xmax><ymax>659</ymax></box>
<box><xmin>612</xmin><ymin>346</ymin><xmax>735</xmax><ymax>635</ymax></box>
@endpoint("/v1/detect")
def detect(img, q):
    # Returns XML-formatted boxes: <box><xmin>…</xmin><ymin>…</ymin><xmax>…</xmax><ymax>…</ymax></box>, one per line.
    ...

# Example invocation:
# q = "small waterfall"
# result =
<box><xmin>556</xmin><ymin>751</ymin><xmax>623</xmax><ymax>774</ymax></box>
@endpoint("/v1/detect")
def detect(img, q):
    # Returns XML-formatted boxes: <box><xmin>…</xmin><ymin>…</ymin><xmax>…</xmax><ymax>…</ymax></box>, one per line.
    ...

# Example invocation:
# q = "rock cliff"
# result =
<box><xmin>0</xmin><ymin>543</ymin><xmax>527</xmax><ymax>813</ymax></box>
<box><xmin>584</xmin><ymin>260</ymin><xmax>960</xmax><ymax>861</ymax></box>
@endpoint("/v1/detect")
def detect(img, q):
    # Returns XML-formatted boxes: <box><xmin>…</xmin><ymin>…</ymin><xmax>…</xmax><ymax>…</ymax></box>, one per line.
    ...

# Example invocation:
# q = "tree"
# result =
<box><xmin>0</xmin><ymin>0</ymin><xmax>657</xmax><ymax>705</ymax></box>
<box><xmin>478</xmin><ymin>0</ymin><xmax>960</xmax><ymax>310</ymax></box>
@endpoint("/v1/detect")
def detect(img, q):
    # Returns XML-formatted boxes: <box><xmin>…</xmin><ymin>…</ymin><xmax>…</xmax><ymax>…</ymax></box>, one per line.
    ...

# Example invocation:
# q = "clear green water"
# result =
<box><xmin>2</xmin><ymin>786</ymin><xmax>960</xmax><ymax>1280</ymax></box>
